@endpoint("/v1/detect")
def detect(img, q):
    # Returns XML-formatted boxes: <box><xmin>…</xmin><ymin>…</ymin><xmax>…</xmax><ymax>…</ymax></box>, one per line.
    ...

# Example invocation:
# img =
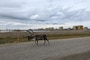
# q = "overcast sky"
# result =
<box><xmin>0</xmin><ymin>0</ymin><xmax>90</xmax><ymax>29</ymax></box>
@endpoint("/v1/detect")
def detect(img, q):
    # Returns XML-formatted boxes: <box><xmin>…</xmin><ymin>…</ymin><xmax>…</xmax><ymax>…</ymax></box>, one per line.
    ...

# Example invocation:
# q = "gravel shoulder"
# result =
<box><xmin>44</xmin><ymin>50</ymin><xmax>90</xmax><ymax>60</ymax></box>
<box><xmin>0</xmin><ymin>37</ymin><xmax>90</xmax><ymax>60</ymax></box>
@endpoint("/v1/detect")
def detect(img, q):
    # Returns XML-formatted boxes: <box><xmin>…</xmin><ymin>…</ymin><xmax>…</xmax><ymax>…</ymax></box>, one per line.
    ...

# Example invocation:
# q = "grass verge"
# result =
<box><xmin>0</xmin><ymin>33</ymin><xmax>90</xmax><ymax>44</ymax></box>
<box><xmin>0</xmin><ymin>37</ymin><xmax>28</xmax><ymax>44</ymax></box>
<box><xmin>48</xmin><ymin>33</ymin><xmax>90</xmax><ymax>40</ymax></box>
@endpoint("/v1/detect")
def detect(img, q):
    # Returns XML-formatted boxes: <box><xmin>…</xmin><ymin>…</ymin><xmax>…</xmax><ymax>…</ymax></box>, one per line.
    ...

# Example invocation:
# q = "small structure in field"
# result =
<box><xmin>84</xmin><ymin>27</ymin><xmax>89</xmax><ymax>30</ymax></box>
<box><xmin>73</xmin><ymin>25</ymin><xmax>83</xmax><ymax>30</ymax></box>
<box><xmin>59</xmin><ymin>27</ymin><xmax>63</xmax><ymax>30</ymax></box>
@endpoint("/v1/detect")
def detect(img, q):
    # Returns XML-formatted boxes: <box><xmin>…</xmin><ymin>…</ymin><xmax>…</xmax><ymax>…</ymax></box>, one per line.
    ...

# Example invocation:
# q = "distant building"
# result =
<box><xmin>73</xmin><ymin>25</ymin><xmax>83</xmax><ymax>30</ymax></box>
<box><xmin>67</xmin><ymin>27</ymin><xmax>73</xmax><ymax>30</ymax></box>
<box><xmin>84</xmin><ymin>27</ymin><xmax>88</xmax><ymax>30</ymax></box>
<box><xmin>59</xmin><ymin>27</ymin><xmax>63</xmax><ymax>30</ymax></box>
<box><xmin>45</xmin><ymin>27</ymin><xmax>54</xmax><ymax>30</ymax></box>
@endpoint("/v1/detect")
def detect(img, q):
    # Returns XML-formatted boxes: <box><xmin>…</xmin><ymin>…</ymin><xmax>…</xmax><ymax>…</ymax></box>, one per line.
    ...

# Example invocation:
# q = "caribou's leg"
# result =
<box><xmin>27</xmin><ymin>36</ymin><xmax>30</xmax><ymax>41</ymax></box>
<box><xmin>44</xmin><ymin>39</ymin><xmax>46</xmax><ymax>45</ymax></box>
<box><xmin>35</xmin><ymin>39</ymin><xmax>38</xmax><ymax>46</ymax></box>
<box><xmin>44</xmin><ymin>38</ymin><xmax>50</xmax><ymax>45</ymax></box>
<box><xmin>46</xmin><ymin>39</ymin><xmax>50</xmax><ymax>45</ymax></box>
<box><xmin>35</xmin><ymin>40</ymin><xmax>37</xmax><ymax>45</ymax></box>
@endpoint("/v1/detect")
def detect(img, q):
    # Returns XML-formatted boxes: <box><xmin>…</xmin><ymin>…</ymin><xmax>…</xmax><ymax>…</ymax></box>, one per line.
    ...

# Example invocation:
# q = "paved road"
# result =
<box><xmin>0</xmin><ymin>37</ymin><xmax>90</xmax><ymax>60</ymax></box>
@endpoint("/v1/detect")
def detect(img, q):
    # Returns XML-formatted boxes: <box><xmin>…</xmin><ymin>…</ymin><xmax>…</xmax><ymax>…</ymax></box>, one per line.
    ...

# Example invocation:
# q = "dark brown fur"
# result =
<box><xmin>27</xmin><ymin>29</ymin><xmax>49</xmax><ymax>45</ymax></box>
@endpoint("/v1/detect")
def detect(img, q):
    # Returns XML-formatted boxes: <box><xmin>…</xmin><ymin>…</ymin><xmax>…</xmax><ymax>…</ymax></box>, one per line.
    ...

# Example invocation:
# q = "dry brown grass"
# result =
<box><xmin>0</xmin><ymin>30</ymin><xmax>90</xmax><ymax>44</ymax></box>
<box><xmin>0</xmin><ymin>30</ymin><xmax>90</xmax><ymax>38</ymax></box>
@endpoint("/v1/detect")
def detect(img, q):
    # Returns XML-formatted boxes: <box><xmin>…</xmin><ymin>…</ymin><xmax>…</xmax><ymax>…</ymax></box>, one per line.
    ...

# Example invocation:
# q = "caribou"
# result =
<box><xmin>27</xmin><ymin>29</ymin><xmax>49</xmax><ymax>45</ymax></box>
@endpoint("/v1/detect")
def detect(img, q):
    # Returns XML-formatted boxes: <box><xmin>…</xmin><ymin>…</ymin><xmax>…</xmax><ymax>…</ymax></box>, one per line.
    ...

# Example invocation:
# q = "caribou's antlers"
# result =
<box><xmin>27</xmin><ymin>29</ymin><xmax>34</xmax><ymax>36</ymax></box>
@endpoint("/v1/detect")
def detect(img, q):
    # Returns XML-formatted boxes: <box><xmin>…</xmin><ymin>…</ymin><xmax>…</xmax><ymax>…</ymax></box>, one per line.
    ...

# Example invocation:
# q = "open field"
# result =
<box><xmin>0</xmin><ymin>30</ymin><xmax>90</xmax><ymax>44</ymax></box>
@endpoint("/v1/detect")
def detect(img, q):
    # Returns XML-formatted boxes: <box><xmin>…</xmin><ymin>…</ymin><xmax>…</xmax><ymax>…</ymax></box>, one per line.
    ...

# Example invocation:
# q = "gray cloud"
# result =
<box><xmin>0</xmin><ymin>0</ymin><xmax>90</xmax><ymax>29</ymax></box>
<box><xmin>0</xmin><ymin>8</ymin><xmax>90</xmax><ymax>24</ymax></box>
<box><xmin>0</xmin><ymin>14</ymin><xmax>29</xmax><ymax>20</ymax></box>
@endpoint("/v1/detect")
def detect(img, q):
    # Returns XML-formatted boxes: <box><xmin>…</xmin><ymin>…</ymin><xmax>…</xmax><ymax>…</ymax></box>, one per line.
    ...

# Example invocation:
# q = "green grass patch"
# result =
<box><xmin>0</xmin><ymin>37</ymin><xmax>28</xmax><ymax>44</ymax></box>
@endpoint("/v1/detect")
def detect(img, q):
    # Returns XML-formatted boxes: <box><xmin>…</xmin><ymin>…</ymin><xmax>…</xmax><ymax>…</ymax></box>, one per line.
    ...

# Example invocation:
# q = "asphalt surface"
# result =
<box><xmin>0</xmin><ymin>37</ymin><xmax>90</xmax><ymax>60</ymax></box>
